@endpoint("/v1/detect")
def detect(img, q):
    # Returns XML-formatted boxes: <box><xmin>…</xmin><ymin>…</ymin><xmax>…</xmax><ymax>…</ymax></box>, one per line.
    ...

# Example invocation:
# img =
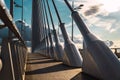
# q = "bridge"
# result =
<box><xmin>0</xmin><ymin>0</ymin><xmax>120</xmax><ymax>80</ymax></box>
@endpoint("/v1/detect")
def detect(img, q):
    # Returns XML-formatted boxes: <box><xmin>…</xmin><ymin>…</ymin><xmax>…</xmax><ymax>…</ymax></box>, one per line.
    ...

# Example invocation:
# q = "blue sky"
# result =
<box><xmin>4</xmin><ymin>0</ymin><xmax>120</xmax><ymax>47</ymax></box>
<box><xmin>5</xmin><ymin>0</ymin><xmax>32</xmax><ymax>24</ymax></box>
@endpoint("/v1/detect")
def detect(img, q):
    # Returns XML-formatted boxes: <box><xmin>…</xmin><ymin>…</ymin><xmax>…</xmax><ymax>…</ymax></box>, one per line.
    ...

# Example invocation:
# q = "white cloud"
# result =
<box><xmin>65</xmin><ymin>22</ymin><xmax>71</xmax><ymax>28</ymax></box>
<box><xmin>73</xmin><ymin>34</ymin><xmax>83</xmax><ymax>41</ymax></box>
<box><xmin>97</xmin><ymin>0</ymin><xmax>120</xmax><ymax>12</ymax></box>
<box><xmin>75</xmin><ymin>0</ymin><xmax>120</xmax><ymax>33</ymax></box>
<box><xmin>110</xmin><ymin>40</ymin><xmax>120</xmax><ymax>48</ymax></box>
<box><xmin>58</xmin><ymin>0</ymin><xmax>120</xmax><ymax>41</ymax></box>
<box><xmin>58</xmin><ymin>33</ymin><xmax>83</xmax><ymax>48</ymax></box>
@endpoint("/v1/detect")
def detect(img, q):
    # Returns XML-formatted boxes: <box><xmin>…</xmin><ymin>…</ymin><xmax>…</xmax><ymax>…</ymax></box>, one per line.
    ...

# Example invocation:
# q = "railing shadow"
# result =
<box><xmin>26</xmin><ymin>63</ymin><xmax>77</xmax><ymax>75</ymax></box>
<box><xmin>27</xmin><ymin>53</ymin><xmax>50</xmax><ymax>61</ymax></box>
<box><xmin>27</xmin><ymin>57</ymin><xmax>50</xmax><ymax>61</ymax></box>
<box><xmin>27</xmin><ymin>59</ymin><xmax>55</xmax><ymax>64</ymax></box>
<box><xmin>71</xmin><ymin>72</ymin><xmax>100</xmax><ymax>80</ymax></box>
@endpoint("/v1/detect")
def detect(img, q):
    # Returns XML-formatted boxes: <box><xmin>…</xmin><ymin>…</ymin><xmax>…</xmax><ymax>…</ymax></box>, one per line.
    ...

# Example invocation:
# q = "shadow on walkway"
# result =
<box><xmin>27</xmin><ymin>59</ymin><xmax>55</xmax><ymax>64</ymax></box>
<box><xmin>71</xmin><ymin>72</ymin><xmax>100</xmax><ymax>80</ymax></box>
<box><xmin>27</xmin><ymin>57</ymin><xmax>50</xmax><ymax>61</ymax></box>
<box><xmin>26</xmin><ymin>63</ymin><xmax>77</xmax><ymax>75</ymax></box>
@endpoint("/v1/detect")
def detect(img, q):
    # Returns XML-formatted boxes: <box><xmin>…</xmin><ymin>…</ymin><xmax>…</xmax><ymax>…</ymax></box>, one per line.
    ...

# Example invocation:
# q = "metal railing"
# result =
<box><xmin>0</xmin><ymin>0</ymin><xmax>27</xmax><ymax>80</ymax></box>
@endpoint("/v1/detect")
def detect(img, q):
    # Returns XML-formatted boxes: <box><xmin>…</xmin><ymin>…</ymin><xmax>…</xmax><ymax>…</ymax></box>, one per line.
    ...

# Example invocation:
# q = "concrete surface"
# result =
<box><xmin>25</xmin><ymin>53</ymin><xmax>99</xmax><ymax>80</ymax></box>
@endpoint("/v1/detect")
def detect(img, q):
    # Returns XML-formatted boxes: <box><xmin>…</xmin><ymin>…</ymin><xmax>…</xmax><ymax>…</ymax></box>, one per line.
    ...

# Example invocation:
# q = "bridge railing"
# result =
<box><xmin>0</xmin><ymin>0</ymin><xmax>27</xmax><ymax>80</ymax></box>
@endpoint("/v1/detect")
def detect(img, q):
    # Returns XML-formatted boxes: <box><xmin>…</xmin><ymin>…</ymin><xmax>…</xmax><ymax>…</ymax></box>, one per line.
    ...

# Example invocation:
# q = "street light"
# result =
<box><xmin>74</xmin><ymin>4</ymin><xmax>84</xmax><ymax>10</ymax></box>
<box><xmin>71</xmin><ymin>1</ymin><xmax>84</xmax><ymax>41</ymax></box>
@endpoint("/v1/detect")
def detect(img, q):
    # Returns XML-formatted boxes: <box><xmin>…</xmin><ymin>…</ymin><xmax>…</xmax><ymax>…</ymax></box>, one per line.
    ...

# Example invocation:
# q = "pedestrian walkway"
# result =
<box><xmin>25</xmin><ymin>53</ymin><xmax>99</xmax><ymax>80</ymax></box>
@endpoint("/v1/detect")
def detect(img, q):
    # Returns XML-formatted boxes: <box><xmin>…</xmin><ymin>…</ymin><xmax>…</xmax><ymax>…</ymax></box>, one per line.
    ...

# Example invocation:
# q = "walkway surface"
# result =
<box><xmin>25</xmin><ymin>53</ymin><xmax>99</xmax><ymax>80</ymax></box>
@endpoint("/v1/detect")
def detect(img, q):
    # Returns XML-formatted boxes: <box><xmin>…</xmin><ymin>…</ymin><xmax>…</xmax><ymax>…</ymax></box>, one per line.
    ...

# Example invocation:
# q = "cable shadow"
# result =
<box><xmin>26</xmin><ymin>63</ymin><xmax>77</xmax><ymax>75</ymax></box>
<box><xmin>27</xmin><ymin>57</ymin><xmax>50</xmax><ymax>61</ymax></box>
<box><xmin>71</xmin><ymin>72</ymin><xmax>100</xmax><ymax>80</ymax></box>
<box><xmin>27</xmin><ymin>59</ymin><xmax>55</xmax><ymax>64</ymax></box>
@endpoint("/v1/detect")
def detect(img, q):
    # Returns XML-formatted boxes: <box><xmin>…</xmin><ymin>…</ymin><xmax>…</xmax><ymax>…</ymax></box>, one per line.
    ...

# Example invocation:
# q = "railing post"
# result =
<box><xmin>10</xmin><ymin>41</ymin><xmax>22</xmax><ymax>80</ymax></box>
<box><xmin>0</xmin><ymin>38</ymin><xmax>15</xmax><ymax>80</ymax></box>
<box><xmin>0</xmin><ymin>59</ymin><xmax>2</xmax><ymax>71</ymax></box>
<box><xmin>0</xmin><ymin>1</ymin><xmax>27</xmax><ymax>80</ymax></box>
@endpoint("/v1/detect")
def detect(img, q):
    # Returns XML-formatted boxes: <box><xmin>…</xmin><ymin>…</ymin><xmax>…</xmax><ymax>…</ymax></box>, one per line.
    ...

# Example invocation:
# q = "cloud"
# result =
<box><xmin>60</xmin><ymin>33</ymin><xmax>83</xmax><ymax>43</ymax></box>
<box><xmin>58</xmin><ymin>0</ymin><xmax>120</xmax><ymax>41</ymax></box>
<box><xmin>65</xmin><ymin>22</ymin><xmax>71</xmax><ymax>28</ymax></box>
<box><xmin>95</xmin><ymin>10</ymin><xmax>120</xmax><ymax>32</ymax></box>
<box><xmin>84</xmin><ymin>5</ymin><xmax>100</xmax><ymax>16</ymax></box>
<box><xmin>58</xmin><ymin>33</ymin><xmax>83</xmax><ymax>48</ymax></box>
<box><xmin>110</xmin><ymin>40</ymin><xmax>120</xmax><ymax>48</ymax></box>
<box><xmin>97</xmin><ymin>0</ymin><xmax>120</xmax><ymax>12</ymax></box>
<box><xmin>78</xmin><ymin>1</ymin><xmax>120</xmax><ymax>33</ymax></box>
<box><xmin>73</xmin><ymin>34</ymin><xmax>83</xmax><ymax>43</ymax></box>
<box><xmin>71</xmin><ymin>0</ymin><xmax>120</xmax><ymax>34</ymax></box>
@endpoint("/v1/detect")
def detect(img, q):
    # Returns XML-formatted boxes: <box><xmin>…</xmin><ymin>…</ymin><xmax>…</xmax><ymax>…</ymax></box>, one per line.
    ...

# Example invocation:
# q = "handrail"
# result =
<box><xmin>0</xmin><ymin>0</ymin><xmax>25</xmax><ymax>45</ymax></box>
<box><xmin>0</xmin><ymin>1</ymin><xmax>27</xmax><ymax>79</ymax></box>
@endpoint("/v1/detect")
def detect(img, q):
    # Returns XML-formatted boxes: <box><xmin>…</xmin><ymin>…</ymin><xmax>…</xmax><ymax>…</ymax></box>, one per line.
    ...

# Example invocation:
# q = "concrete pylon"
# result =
<box><xmin>45</xmin><ymin>0</ymin><xmax>64</xmax><ymax>61</ymax></box>
<box><xmin>52</xmin><ymin>30</ymin><xmax>64</xmax><ymax>61</ymax></box>
<box><xmin>62</xmin><ymin>0</ymin><xmax>120</xmax><ymax>79</ymax></box>
<box><xmin>51</xmin><ymin>0</ymin><xmax>83</xmax><ymax>67</ymax></box>
<box><xmin>32</xmin><ymin>0</ymin><xmax>44</xmax><ymax>52</ymax></box>
<box><xmin>72</xmin><ymin>11</ymin><xmax>120</xmax><ymax>80</ymax></box>
<box><xmin>60</xmin><ymin>23</ymin><xmax>83</xmax><ymax>67</ymax></box>
<box><xmin>0</xmin><ymin>39</ymin><xmax>15</xmax><ymax>80</ymax></box>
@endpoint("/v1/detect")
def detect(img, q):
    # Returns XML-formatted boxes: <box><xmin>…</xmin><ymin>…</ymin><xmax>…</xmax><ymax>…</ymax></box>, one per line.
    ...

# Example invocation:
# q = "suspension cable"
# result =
<box><xmin>42</xmin><ymin>0</ymin><xmax>51</xmax><ymax>33</ymax></box>
<box><xmin>64</xmin><ymin>0</ymin><xmax>74</xmax><ymax>12</ymax></box>
<box><xmin>41</xmin><ymin>0</ymin><xmax>48</xmax><ymax>39</ymax></box>
<box><xmin>41</xmin><ymin>0</ymin><xmax>50</xmax><ymax>53</ymax></box>
<box><xmin>42</xmin><ymin>0</ymin><xmax>54</xmax><ymax>46</ymax></box>
<box><xmin>40</xmin><ymin>0</ymin><xmax>46</xmax><ymax>41</ymax></box>
<box><xmin>46</xmin><ymin>0</ymin><xmax>55</xmax><ymax>30</ymax></box>
<box><xmin>51</xmin><ymin>0</ymin><xmax>62</xmax><ymax>24</ymax></box>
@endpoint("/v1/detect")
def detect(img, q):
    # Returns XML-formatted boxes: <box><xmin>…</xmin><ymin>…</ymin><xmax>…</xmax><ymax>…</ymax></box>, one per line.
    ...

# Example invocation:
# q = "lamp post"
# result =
<box><xmin>71</xmin><ymin>1</ymin><xmax>84</xmax><ymax>41</ymax></box>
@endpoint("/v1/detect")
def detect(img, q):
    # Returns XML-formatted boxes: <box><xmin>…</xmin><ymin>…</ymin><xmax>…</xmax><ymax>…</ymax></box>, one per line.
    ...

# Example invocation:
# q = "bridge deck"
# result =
<box><xmin>25</xmin><ymin>53</ymin><xmax>99</xmax><ymax>80</ymax></box>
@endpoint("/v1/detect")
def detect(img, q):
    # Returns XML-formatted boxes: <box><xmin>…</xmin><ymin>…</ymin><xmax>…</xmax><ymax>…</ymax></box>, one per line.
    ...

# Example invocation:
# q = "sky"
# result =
<box><xmin>3</xmin><ymin>0</ymin><xmax>120</xmax><ymax>47</ymax></box>
<box><xmin>4</xmin><ymin>0</ymin><xmax>32</xmax><ymax>25</ymax></box>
